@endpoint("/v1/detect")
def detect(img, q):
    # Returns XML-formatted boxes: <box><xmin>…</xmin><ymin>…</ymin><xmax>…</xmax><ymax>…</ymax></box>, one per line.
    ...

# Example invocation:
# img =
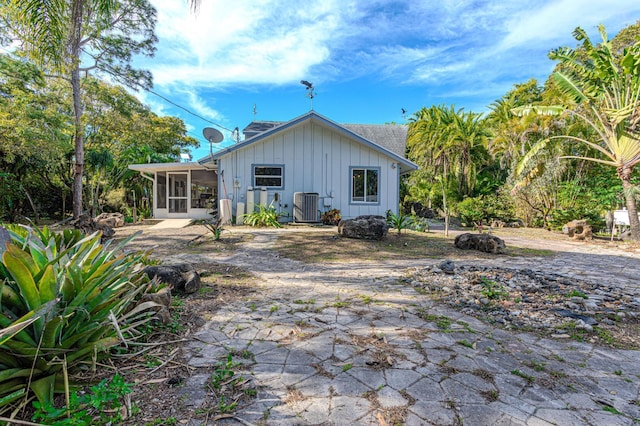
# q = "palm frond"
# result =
<box><xmin>511</xmin><ymin>104</ymin><xmax>565</xmax><ymax>117</ymax></box>
<box><xmin>552</xmin><ymin>72</ymin><xmax>588</xmax><ymax>103</ymax></box>
<box><xmin>514</xmin><ymin>138</ymin><xmax>550</xmax><ymax>178</ymax></box>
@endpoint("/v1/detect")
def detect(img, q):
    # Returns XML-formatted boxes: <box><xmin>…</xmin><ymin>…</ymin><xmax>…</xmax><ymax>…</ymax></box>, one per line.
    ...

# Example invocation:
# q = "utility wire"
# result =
<box><xmin>144</xmin><ymin>87</ymin><xmax>233</xmax><ymax>133</ymax></box>
<box><xmin>79</xmin><ymin>48</ymin><xmax>234</xmax><ymax>133</ymax></box>
<box><xmin>1</xmin><ymin>47</ymin><xmax>235</xmax><ymax>136</ymax></box>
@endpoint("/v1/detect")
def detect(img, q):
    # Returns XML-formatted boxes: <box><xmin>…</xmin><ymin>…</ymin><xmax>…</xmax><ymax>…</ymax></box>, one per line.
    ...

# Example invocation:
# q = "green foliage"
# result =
<box><xmin>456</xmin><ymin>194</ymin><xmax>515</xmax><ymax>227</ymax></box>
<box><xmin>410</xmin><ymin>216</ymin><xmax>430</xmax><ymax>232</ymax></box>
<box><xmin>0</xmin><ymin>225</ymin><xmax>159</xmax><ymax>411</ymax></box>
<box><xmin>407</xmin><ymin>104</ymin><xmax>492</xmax><ymax>207</ymax></box>
<box><xmin>511</xmin><ymin>369</ymin><xmax>535</xmax><ymax>383</ymax></box>
<box><xmin>197</xmin><ymin>218</ymin><xmax>224</xmax><ymax>241</ymax></box>
<box><xmin>456</xmin><ymin>197</ymin><xmax>486</xmax><ymax>227</ymax></box>
<box><xmin>479</xmin><ymin>277</ymin><xmax>509</xmax><ymax>301</ymax></box>
<box><xmin>386</xmin><ymin>210</ymin><xmax>413</xmax><ymax>234</ymax></box>
<box><xmin>32</xmin><ymin>374</ymin><xmax>132</xmax><ymax>425</ymax></box>
<box><xmin>548</xmin><ymin>208</ymin><xmax>604</xmax><ymax>231</ymax></box>
<box><xmin>321</xmin><ymin>208</ymin><xmax>342</xmax><ymax>225</ymax></box>
<box><xmin>0</xmin><ymin>173</ymin><xmax>22</xmax><ymax>222</ymax></box>
<box><xmin>243</xmin><ymin>203</ymin><xmax>287</xmax><ymax>228</ymax></box>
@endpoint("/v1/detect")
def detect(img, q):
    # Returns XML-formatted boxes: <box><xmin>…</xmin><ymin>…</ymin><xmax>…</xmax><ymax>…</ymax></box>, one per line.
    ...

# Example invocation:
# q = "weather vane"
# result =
<box><xmin>300</xmin><ymin>80</ymin><xmax>315</xmax><ymax>110</ymax></box>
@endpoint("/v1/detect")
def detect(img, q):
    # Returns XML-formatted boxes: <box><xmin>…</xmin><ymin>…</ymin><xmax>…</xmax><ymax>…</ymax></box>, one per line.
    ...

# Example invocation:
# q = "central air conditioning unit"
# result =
<box><xmin>293</xmin><ymin>192</ymin><xmax>319</xmax><ymax>223</ymax></box>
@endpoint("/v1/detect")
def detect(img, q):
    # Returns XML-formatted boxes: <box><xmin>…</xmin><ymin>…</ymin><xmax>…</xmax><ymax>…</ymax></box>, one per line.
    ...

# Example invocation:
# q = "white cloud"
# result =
<box><xmin>500</xmin><ymin>0</ymin><xmax>640</xmax><ymax>51</ymax></box>
<box><xmin>149</xmin><ymin>0</ymin><xmax>340</xmax><ymax>87</ymax></box>
<box><xmin>182</xmin><ymin>89</ymin><xmax>225</xmax><ymax>122</ymax></box>
<box><xmin>142</xmin><ymin>0</ymin><xmax>640</xmax><ymax>117</ymax></box>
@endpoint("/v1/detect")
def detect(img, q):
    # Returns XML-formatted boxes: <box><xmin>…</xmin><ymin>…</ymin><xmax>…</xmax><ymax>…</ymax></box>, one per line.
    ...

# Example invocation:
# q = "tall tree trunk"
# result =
<box><xmin>70</xmin><ymin>0</ymin><xmax>85</xmax><ymax>219</ymax></box>
<box><xmin>619</xmin><ymin>165</ymin><xmax>640</xmax><ymax>240</ymax></box>
<box><xmin>21</xmin><ymin>185</ymin><xmax>40</xmax><ymax>224</ymax></box>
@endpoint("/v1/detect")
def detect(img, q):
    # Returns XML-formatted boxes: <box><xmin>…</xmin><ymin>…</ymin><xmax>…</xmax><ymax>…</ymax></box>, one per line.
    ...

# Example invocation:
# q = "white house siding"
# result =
<box><xmin>217</xmin><ymin>120</ymin><xmax>400</xmax><ymax>221</ymax></box>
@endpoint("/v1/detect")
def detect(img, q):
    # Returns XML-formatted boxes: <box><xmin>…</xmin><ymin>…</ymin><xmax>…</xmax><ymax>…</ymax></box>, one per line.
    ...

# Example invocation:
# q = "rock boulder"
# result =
<box><xmin>338</xmin><ymin>215</ymin><xmax>388</xmax><ymax>240</ymax></box>
<box><xmin>71</xmin><ymin>214</ymin><xmax>114</xmax><ymax>240</ymax></box>
<box><xmin>562</xmin><ymin>220</ymin><xmax>592</xmax><ymax>241</ymax></box>
<box><xmin>144</xmin><ymin>262</ymin><xmax>201</xmax><ymax>294</ymax></box>
<box><xmin>139</xmin><ymin>287</ymin><xmax>172</xmax><ymax>324</ymax></box>
<box><xmin>454</xmin><ymin>233</ymin><xmax>506</xmax><ymax>254</ymax></box>
<box><xmin>95</xmin><ymin>212</ymin><xmax>125</xmax><ymax>228</ymax></box>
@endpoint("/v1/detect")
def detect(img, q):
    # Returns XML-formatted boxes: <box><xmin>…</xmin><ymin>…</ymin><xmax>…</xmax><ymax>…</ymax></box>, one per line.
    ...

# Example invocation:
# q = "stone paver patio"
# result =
<box><xmin>128</xmin><ymin>226</ymin><xmax>640</xmax><ymax>425</ymax></box>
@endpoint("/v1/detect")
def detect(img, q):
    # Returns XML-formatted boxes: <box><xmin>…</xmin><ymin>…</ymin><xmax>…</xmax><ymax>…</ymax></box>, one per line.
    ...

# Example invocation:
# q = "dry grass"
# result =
<box><xmin>276</xmin><ymin>229</ymin><xmax>553</xmax><ymax>263</ymax></box>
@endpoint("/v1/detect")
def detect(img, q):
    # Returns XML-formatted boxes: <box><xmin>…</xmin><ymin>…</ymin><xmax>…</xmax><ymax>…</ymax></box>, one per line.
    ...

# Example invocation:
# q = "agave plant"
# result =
<box><xmin>0</xmin><ymin>225</ymin><xmax>160</xmax><ymax>412</ymax></box>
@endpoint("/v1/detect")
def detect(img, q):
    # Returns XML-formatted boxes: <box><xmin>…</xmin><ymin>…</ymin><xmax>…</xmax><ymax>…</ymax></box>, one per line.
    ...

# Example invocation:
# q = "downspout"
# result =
<box><xmin>396</xmin><ymin>164</ymin><xmax>401</xmax><ymax>214</ymax></box>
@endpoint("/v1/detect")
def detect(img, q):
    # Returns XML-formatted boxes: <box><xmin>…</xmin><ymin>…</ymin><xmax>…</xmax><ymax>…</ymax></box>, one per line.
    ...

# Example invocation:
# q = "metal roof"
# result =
<box><xmin>239</xmin><ymin>120</ymin><xmax>408</xmax><ymax>158</ymax></box>
<box><xmin>200</xmin><ymin>111</ymin><xmax>417</xmax><ymax>173</ymax></box>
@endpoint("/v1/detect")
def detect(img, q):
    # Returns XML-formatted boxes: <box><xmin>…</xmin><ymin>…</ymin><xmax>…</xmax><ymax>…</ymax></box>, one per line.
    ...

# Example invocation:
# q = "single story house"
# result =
<box><xmin>128</xmin><ymin>111</ymin><xmax>418</xmax><ymax>223</ymax></box>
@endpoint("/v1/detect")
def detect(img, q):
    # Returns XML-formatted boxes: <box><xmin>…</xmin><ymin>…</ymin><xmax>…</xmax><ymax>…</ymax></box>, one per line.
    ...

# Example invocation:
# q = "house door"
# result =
<box><xmin>168</xmin><ymin>173</ymin><xmax>188</xmax><ymax>213</ymax></box>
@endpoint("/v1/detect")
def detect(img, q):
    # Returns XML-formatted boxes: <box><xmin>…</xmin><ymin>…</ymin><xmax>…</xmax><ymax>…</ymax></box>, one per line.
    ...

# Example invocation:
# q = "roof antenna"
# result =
<box><xmin>300</xmin><ymin>80</ymin><xmax>315</xmax><ymax>110</ymax></box>
<box><xmin>253</xmin><ymin>103</ymin><xmax>257</xmax><ymax>116</ymax></box>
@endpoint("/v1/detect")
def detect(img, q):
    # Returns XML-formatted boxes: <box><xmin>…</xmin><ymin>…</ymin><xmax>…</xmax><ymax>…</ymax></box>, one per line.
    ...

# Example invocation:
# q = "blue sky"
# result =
<box><xmin>135</xmin><ymin>0</ymin><xmax>640</xmax><ymax>160</ymax></box>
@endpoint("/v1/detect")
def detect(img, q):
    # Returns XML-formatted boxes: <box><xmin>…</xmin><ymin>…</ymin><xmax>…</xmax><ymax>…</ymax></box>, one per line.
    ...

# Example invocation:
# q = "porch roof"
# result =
<box><xmin>128</xmin><ymin>161</ymin><xmax>216</xmax><ymax>173</ymax></box>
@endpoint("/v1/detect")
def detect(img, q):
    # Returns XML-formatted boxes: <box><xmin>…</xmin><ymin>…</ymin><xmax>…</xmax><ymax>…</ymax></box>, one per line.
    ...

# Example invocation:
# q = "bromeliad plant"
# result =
<box><xmin>0</xmin><ymin>225</ymin><xmax>160</xmax><ymax>414</ymax></box>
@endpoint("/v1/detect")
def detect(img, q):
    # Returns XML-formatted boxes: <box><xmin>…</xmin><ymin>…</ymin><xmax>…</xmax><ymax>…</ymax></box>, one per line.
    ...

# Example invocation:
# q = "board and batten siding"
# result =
<box><xmin>217</xmin><ymin>121</ymin><xmax>400</xmax><ymax>221</ymax></box>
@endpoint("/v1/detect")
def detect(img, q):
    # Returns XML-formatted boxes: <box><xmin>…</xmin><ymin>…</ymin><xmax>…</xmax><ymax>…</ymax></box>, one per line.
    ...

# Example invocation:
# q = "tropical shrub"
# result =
<box><xmin>456</xmin><ymin>197</ymin><xmax>486</xmax><ymax>227</ymax></box>
<box><xmin>456</xmin><ymin>194</ymin><xmax>515</xmax><ymax>227</ymax></box>
<box><xmin>386</xmin><ymin>210</ymin><xmax>413</xmax><ymax>235</ymax></box>
<box><xmin>410</xmin><ymin>216</ymin><xmax>430</xmax><ymax>232</ymax></box>
<box><xmin>243</xmin><ymin>203</ymin><xmax>287</xmax><ymax>228</ymax></box>
<box><xmin>0</xmin><ymin>225</ymin><xmax>160</xmax><ymax>413</ymax></box>
<box><xmin>321</xmin><ymin>209</ymin><xmax>341</xmax><ymax>225</ymax></box>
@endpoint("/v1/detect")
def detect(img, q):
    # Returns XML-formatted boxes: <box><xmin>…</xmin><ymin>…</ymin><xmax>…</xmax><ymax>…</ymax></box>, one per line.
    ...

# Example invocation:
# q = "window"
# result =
<box><xmin>253</xmin><ymin>165</ymin><xmax>284</xmax><ymax>188</ymax></box>
<box><xmin>190</xmin><ymin>169</ymin><xmax>216</xmax><ymax>209</ymax></box>
<box><xmin>157</xmin><ymin>172</ymin><xmax>166</xmax><ymax>209</ymax></box>
<box><xmin>351</xmin><ymin>168</ymin><xmax>379</xmax><ymax>204</ymax></box>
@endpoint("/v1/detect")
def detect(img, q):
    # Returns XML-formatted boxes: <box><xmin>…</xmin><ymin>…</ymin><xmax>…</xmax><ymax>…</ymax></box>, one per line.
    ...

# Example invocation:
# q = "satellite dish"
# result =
<box><xmin>203</xmin><ymin>127</ymin><xmax>224</xmax><ymax>143</ymax></box>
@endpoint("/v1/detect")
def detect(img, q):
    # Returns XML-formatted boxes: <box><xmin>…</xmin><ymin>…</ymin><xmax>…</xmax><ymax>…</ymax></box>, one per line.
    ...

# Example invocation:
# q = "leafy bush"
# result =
<box><xmin>549</xmin><ymin>208</ymin><xmax>604</xmax><ymax>232</ymax></box>
<box><xmin>0</xmin><ymin>173</ymin><xmax>22</xmax><ymax>222</ymax></box>
<box><xmin>456</xmin><ymin>194</ymin><xmax>515</xmax><ymax>227</ymax></box>
<box><xmin>410</xmin><ymin>216</ymin><xmax>430</xmax><ymax>232</ymax></box>
<box><xmin>386</xmin><ymin>210</ymin><xmax>413</xmax><ymax>235</ymax></box>
<box><xmin>243</xmin><ymin>203</ymin><xmax>287</xmax><ymax>228</ymax></box>
<box><xmin>321</xmin><ymin>209</ymin><xmax>341</xmax><ymax>225</ymax></box>
<box><xmin>0</xmin><ymin>225</ymin><xmax>160</xmax><ymax>413</ymax></box>
<box><xmin>456</xmin><ymin>197</ymin><xmax>486</xmax><ymax>227</ymax></box>
<box><xmin>32</xmin><ymin>374</ymin><xmax>132</xmax><ymax>425</ymax></box>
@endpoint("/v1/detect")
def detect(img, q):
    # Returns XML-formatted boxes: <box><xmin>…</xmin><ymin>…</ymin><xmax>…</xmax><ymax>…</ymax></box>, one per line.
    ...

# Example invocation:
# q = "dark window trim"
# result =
<box><xmin>252</xmin><ymin>164</ymin><xmax>285</xmax><ymax>189</ymax></box>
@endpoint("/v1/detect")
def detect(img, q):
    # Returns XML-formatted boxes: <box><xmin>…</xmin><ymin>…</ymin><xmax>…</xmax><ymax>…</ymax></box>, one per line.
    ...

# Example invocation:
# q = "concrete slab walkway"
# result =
<box><xmin>149</xmin><ymin>219</ymin><xmax>193</xmax><ymax>230</ymax></box>
<box><xmin>165</xmin><ymin>230</ymin><xmax>640</xmax><ymax>425</ymax></box>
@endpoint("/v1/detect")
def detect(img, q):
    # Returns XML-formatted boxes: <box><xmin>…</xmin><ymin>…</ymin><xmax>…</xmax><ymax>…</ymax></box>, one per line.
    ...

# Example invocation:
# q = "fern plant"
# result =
<box><xmin>0</xmin><ymin>225</ymin><xmax>160</xmax><ymax>413</ymax></box>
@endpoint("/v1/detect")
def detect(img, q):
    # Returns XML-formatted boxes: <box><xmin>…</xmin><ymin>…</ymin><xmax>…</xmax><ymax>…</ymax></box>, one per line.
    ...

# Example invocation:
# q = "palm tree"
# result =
<box><xmin>407</xmin><ymin>105</ymin><xmax>491</xmax><ymax>235</ymax></box>
<box><xmin>448</xmin><ymin>111</ymin><xmax>491</xmax><ymax>196</ymax></box>
<box><xmin>517</xmin><ymin>25</ymin><xmax>640</xmax><ymax>239</ymax></box>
